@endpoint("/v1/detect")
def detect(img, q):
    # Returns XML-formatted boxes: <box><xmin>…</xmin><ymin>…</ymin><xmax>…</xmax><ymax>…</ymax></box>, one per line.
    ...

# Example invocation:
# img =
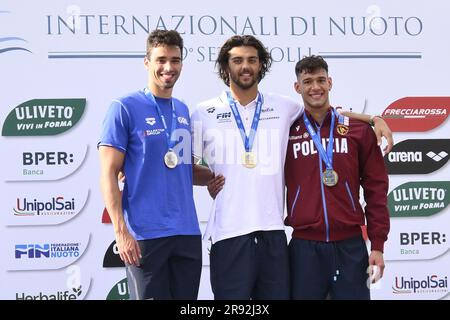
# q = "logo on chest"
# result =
<box><xmin>145</xmin><ymin>117</ymin><xmax>156</xmax><ymax>126</ymax></box>
<box><xmin>292</xmin><ymin>138</ymin><xmax>349</xmax><ymax>159</ymax></box>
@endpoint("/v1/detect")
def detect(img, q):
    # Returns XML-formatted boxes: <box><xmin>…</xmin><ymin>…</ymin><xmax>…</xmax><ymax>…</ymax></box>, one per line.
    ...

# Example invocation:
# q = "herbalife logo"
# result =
<box><xmin>392</xmin><ymin>275</ymin><xmax>448</xmax><ymax>294</ymax></box>
<box><xmin>427</xmin><ymin>151</ymin><xmax>448</xmax><ymax>162</ymax></box>
<box><xmin>2</xmin><ymin>99</ymin><xmax>86</xmax><ymax>136</ymax></box>
<box><xmin>388</xmin><ymin>181</ymin><xmax>450</xmax><ymax>217</ymax></box>
<box><xmin>384</xmin><ymin>139</ymin><xmax>450</xmax><ymax>174</ymax></box>
<box><xmin>16</xmin><ymin>286</ymin><xmax>82</xmax><ymax>300</ymax></box>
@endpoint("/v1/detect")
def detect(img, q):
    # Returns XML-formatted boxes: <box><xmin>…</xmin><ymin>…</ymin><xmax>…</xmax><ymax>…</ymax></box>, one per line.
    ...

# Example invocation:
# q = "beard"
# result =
<box><xmin>229</xmin><ymin>70</ymin><xmax>258</xmax><ymax>90</ymax></box>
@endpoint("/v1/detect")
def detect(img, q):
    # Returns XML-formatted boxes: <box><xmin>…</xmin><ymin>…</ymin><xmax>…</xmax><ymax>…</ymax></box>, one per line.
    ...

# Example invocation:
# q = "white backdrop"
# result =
<box><xmin>1</xmin><ymin>0</ymin><xmax>449</xmax><ymax>300</ymax></box>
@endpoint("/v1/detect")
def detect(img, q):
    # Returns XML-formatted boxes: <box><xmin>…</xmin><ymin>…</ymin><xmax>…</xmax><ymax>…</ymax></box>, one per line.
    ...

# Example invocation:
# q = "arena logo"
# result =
<box><xmin>106</xmin><ymin>278</ymin><xmax>129</xmax><ymax>300</ymax></box>
<box><xmin>388</xmin><ymin>181</ymin><xmax>450</xmax><ymax>217</ymax></box>
<box><xmin>392</xmin><ymin>275</ymin><xmax>448</xmax><ymax>295</ymax></box>
<box><xmin>384</xmin><ymin>139</ymin><xmax>450</xmax><ymax>174</ymax></box>
<box><xmin>4</xmin><ymin>144</ymin><xmax>88</xmax><ymax>181</ymax></box>
<box><xmin>382</xmin><ymin>97</ymin><xmax>450</xmax><ymax>132</ymax></box>
<box><xmin>103</xmin><ymin>240</ymin><xmax>124</xmax><ymax>268</ymax></box>
<box><xmin>1</xmin><ymin>99</ymin><xmax>86</xmax><ymax>136</ymax></box>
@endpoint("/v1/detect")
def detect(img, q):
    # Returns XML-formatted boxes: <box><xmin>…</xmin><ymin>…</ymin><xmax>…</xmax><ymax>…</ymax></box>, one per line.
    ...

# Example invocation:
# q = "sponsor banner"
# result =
<box><xmin>103</xmin><ymin>240</ymin><xmax>124</xmax><ymax>268</ymax></box>
<box><xmin>2</xmin><ymin>142</ymin><xmax>88</xmax><ymax>181</ymax></box>
<box><xmin>6</xmin><ymin>231</ymin><xmax>90</xmax><ymax>271</ymax></box>
<box><xmin>101</xmin><ymin>207</ymin><xmax>112</xmax><ymax>224</ymax></box>
<box><xmin>371</xmin><ymin>255</ymin><xmax>450</xmax><ymax>300</ymax></box>
<box><xmin>3</xmin><ymin>266</ymin><xmax>91</xmax><ymax>300</ymax></box>
<box><xmin>1</xmin><ymin>99</ymin><xmax>86</xmax><ymax>136</ymax></box>
<box><xmin>382</xmin><ymin>97</ymin><xmax>450</xmax><ymax>132</ymax></box>
<box><xmin>4</xmin><ymin>184</ymin><xmax>89</xmax><ymax>226</ymax></box>
<box><xmin>384</xmin><ymin>139</ymin><xmax>450</xmax><ymax>174</ymax></box>
<box><xmin>384</xmin><ymin>222</ymin><xmax>449</xmax><ymax>261</ymax></box>
<box><xmin>106</xmin><ymin>278</ymin><xmax>129</xmax><ymax>300</ymax></box>
<box><xmin>388</xmin><ymin>181</ymin><xmax>450</xmax><ymax>217</ymax></box>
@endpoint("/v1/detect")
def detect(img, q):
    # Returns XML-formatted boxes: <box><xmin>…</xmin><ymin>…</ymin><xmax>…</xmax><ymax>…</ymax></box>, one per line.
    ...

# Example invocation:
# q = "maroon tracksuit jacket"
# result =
<box><xmin>285</xmin><ymin>108</ymin><xmax>390</xmax><ymax>252</ymax></box>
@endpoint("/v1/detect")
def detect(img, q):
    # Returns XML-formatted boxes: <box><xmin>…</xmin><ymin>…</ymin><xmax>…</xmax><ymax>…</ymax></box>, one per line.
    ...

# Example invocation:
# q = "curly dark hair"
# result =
<box><xmin>146</xmin><ymin>29</ymin><xmax>183</xmax><ymax>58</ymax></box>
<box><xmin>295</xmin><ymin>55</ymin><xmax>328</xmax><ymax>77</ymax></box>
<box><xmin>216</xmin><ymin>35</ymin><xmax>272</xmax><ymax>87</ymax></box>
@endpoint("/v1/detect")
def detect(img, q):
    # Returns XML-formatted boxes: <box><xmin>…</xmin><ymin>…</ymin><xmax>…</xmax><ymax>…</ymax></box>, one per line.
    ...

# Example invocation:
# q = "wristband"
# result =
<box><xmin>369</xmin><ymin>115</ymin><xmax>382</xmax><ymax>126</ymax></box>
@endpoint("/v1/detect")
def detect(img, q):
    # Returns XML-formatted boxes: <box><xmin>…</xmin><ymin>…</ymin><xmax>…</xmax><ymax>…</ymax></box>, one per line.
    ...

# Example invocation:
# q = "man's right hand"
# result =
<box><xmin>207</xmin><ymin>174</ymin><xmax>225</xmax><ymax>199</ymax></box>
<box><xmin>116</xmin><ymin>230</ymin><xmax>142</xmax><ymax>266</ymax></box>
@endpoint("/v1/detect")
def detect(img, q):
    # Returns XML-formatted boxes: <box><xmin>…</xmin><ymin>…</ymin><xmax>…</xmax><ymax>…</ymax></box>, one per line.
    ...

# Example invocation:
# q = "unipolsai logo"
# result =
<box><xmin>392</xmin><ymin>275</ymin><xmax>448</xmax><ymax>295</ymax></box>
<box><xmin>6</xmin><ymin>186</ymin><xmax>89</xmax><ymax>226</ymax></box>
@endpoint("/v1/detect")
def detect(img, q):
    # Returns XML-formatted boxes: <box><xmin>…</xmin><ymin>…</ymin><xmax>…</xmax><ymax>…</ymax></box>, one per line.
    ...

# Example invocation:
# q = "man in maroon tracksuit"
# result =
<box><xmin>285</xmin><ymin>55</ymin><xmax>390</xmax><ymax>299</ymax></box>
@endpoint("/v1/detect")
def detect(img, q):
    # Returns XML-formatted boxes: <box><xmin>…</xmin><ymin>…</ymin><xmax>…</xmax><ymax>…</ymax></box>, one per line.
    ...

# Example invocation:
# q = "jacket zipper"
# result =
<box><xmin>345</xmin><ymin>181</ymin><xmax>356</xmax><ymax>212</ymax></box>
<box><xmin>316</xmin><ymin>123</ymin><xmax>330</xmax><ymax>242</ymax></box>
<box><xmin>290</xmin><ymin>186</ymin><xmax>301</xmax><ymax>218</ymax></box>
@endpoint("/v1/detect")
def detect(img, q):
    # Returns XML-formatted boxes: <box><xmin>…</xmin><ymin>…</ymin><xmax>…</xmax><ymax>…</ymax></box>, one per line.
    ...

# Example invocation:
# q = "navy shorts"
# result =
<box><xmin>126</xmin><ymin>235</ymin><xmax>202</xmax><ymax>300</ymax></box>
<box><xmin>210</xmin><ymin>230</ymin><xmax>290</xmax><ymax>300</ymax></box>
<box><xmin>289</xmin><ymin>235</ymin><xmax>370</xmax><ymax>300</ymax></box>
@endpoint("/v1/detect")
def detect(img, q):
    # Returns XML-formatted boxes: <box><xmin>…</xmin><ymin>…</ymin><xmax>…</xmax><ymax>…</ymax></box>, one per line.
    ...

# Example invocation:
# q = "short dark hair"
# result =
<box><xmin>146</xmin><ymin>29</ymin><xmax>183</xmax><ymax>58</ymax></box>
<box><xmin>295</xmin><ymin>55</ymin><xmax>328</xmax><ymax>77</ymax></box>
<box><xmin>216</xmin><ymin>35</ymin><xmax>272</xmax><ymax>86</ymax></box>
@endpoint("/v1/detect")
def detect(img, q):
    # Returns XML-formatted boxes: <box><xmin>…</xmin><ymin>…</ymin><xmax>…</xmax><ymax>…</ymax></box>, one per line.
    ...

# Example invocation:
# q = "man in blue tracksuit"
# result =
<box><xmin>98</xmin><ymin>30</ymin><xmax>218</xmax><ymax>300</ymax></box>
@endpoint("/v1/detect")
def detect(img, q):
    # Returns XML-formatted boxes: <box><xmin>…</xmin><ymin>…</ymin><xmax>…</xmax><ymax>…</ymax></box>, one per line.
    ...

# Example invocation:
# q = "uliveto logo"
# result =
<box><xmin>388</xmin><ymin>181</ymin><xmax>450</xmax><ymax>217</ymax></box>
<box><xmin>382</xmin><ymin>97</ymin><xmax>450</xmax><ymax>132</ymax></box>
<box><xmin>2</xmin><ymin>99</ymin><xmax>86</xmax><ymax>136</ymax></box>
<box><xmin>106</xmin><ymin>278</ymin><xmax>129</xmax><ymax>300</ymax></box>
<box><xmin>384</xmin><ymin>139</ymin><xmax>450</xmax><ymax>174</ymax></box>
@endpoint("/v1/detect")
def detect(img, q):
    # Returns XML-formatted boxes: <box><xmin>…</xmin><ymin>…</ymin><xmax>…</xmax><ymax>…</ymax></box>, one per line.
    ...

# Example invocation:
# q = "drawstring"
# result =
<box><xmin>332</xmin><ymin>242</ymin><xmax>341</xmax><ymax>282</ymax></box>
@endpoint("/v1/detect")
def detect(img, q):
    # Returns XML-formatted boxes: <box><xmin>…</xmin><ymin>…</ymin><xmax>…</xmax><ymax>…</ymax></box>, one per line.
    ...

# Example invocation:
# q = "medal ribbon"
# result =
<box><xmin>144</xmin><ymin>88</ymin><xmax>178</xmax><ymax>150</ymax></box>
<box><xmin>226</xmin><ymin>91</ymin><xmax>263</xmax><ymax>153</ymax></box>
<box><xmin>303</xmin><ymin>109</ymin><xmax>336</xmax><ymax>171</ymax></box>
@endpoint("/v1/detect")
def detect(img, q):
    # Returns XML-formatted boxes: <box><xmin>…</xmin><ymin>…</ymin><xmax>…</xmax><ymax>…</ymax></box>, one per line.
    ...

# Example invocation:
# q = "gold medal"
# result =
<box><xmin>242</xmin><ymin>151</ymin><xmax>257</xmax><ymax>168</ymax></box>
<box><xmin>323</xmin><ymin>169</ymin><xmax>338</xmax><ymax>187</ymax></box>
<box><xmin>164</xmin><ymin>150</ymin><xmax>178</xmax><ymax>169</ymax></box>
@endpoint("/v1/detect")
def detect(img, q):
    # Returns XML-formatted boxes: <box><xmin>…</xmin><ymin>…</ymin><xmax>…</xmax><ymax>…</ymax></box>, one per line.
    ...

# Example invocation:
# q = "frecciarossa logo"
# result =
<box><xmin>382</xmin><ymin>97</ymin><xmax>449</xmax><ymax>132</ymax></box>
